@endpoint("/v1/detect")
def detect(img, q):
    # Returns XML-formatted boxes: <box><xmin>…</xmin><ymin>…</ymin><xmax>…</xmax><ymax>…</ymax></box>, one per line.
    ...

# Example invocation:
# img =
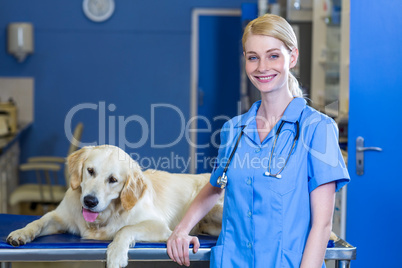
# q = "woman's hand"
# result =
<box><xmin>166</xmin><ymin>182</ymin><xmax>222</xmax><ymax>266</ymax></box>
<box><xmin>167</xmin><ymin>230</ymin><xmax>200</xmax><ymax>266</ymax></box>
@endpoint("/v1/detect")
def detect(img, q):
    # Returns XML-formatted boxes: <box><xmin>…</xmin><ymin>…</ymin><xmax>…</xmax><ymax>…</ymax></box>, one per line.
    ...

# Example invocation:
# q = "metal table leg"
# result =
<box><xmin>0</xmin><ymin>262</ymin><xmax>12</xmax><ymax>268</ymax></box>
<box><xmin>335</xmin><ymin>260</ymin><xmax>350</xmax><ymax>268</ymax></box>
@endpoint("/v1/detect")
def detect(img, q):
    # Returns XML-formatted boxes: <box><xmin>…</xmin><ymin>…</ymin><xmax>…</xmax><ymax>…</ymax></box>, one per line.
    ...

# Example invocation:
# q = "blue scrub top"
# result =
<box><xmin>209</xmin><ymin>98</ymin><xmax>350</xmax><ymax>268</ymax></box>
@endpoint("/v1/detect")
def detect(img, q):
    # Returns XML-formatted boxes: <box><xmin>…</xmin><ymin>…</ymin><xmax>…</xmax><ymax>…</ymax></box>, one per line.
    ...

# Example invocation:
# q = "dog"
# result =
<box><xmin>7</xmin><ymin>145</ymin><xmax>223</xmax><ymax>268</ymax></box>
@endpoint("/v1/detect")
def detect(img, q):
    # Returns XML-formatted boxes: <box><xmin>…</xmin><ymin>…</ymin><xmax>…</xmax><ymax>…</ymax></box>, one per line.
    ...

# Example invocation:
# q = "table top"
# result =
<box><xmin>0</xmin><ymin>214</ymin><xmax>356</xmax><ymax>262</ymax></box>
<box><xmin>0</xmin><ymin>123</ymin><xmax>31</xmax><ymax>155</ymax></box>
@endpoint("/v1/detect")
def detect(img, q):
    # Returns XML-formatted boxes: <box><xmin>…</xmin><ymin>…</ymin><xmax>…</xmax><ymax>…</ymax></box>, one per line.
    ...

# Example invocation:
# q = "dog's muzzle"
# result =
<box><xmin>83</xmin><ymin>195</ymin><xmax>99</xmax><ymax>209</ymax></box>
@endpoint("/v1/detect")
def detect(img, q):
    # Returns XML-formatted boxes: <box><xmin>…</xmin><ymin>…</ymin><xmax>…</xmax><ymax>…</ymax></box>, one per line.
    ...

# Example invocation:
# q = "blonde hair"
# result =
<box><xmin>242</xmin><ymin>14</ymin><xmax>303</xmax><ymax>98</ymax></box>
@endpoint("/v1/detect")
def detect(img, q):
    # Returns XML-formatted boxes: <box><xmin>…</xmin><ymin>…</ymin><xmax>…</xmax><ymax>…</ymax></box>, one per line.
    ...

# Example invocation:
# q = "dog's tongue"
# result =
<box><xmin>82</xmin><ymin>208</ymin><xmax>99</xmax><ymax>222</ymax></box>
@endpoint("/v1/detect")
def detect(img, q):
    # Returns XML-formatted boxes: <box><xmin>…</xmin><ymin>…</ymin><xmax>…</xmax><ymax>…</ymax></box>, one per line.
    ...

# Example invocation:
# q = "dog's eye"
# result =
<box><xmin>87</xmin><ymin>168</ymin><xmax>94</xmax><ymax>176</ymax></box>
<box><xmin>108</xmin><ymin>176</ymin><xmax>118</xmax><ymax>183</ymax></box>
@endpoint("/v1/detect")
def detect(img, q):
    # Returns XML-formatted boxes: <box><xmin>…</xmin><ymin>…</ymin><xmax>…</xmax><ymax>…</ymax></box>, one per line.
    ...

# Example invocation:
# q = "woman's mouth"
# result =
<box><xmin>255</xmin><ymin>75</ymin><xmax>276</xmax><ymax>83</ymax></box>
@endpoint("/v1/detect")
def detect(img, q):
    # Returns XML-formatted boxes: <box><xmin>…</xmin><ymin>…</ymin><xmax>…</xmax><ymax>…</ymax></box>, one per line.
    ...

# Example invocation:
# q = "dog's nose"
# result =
<box><xmin>83</xmin><ymin>195</ymin><xmax>99</xmax><ymax>208</ymax></box>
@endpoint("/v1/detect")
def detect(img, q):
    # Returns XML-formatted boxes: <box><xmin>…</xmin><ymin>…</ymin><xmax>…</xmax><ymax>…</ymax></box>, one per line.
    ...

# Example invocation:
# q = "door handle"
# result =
<box><xmin>356</xmin><ymin>136</ymin><xmax>382</xmax><ymax>175</ymax></box>
<box><xmin>357</xmin><ymin>146</ymin><xmax>382</xmax><ymax>152</ymax></box>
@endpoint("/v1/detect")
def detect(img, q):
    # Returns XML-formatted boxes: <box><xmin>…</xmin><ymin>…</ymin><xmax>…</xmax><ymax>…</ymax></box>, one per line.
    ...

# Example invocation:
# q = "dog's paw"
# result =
<box><xmin>7</xmin><ymin>229</ymin><xmax>35</xmax><ymax>247</ymax></box>
<box><xmin>107</xmin><ymin>241</ymin><xmax>131</xmax><ymax>268</ymax></box>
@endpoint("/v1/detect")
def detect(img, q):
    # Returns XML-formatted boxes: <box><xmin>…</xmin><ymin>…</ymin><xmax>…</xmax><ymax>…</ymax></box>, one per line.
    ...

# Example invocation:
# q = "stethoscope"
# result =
<box><xmin>217</xmin><ymin>120</ymin><xmax>300</xmax><ymax>189</ymax></box>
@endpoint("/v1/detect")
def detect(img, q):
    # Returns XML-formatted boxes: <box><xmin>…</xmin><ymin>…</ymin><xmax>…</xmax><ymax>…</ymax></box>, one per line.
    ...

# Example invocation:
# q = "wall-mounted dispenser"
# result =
<box><xmin>7</xmin><ymin>23</ymin><xmax>34</xmax><ymax>63</ymax></box>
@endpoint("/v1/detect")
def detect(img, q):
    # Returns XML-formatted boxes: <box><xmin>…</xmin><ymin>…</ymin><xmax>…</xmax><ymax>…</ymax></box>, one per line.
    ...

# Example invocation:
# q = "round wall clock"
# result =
<box><xmin>83</xmin><ymin>0</ymin><xmax>115</xmax><ymax>22</ymax></box>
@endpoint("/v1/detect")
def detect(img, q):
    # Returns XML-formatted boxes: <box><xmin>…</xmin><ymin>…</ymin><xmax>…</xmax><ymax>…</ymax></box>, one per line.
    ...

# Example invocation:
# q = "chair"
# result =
<box><xmin>9</xmin><ymin>122</ymin><xmax>84</xmax><ymax>213</ymax></box>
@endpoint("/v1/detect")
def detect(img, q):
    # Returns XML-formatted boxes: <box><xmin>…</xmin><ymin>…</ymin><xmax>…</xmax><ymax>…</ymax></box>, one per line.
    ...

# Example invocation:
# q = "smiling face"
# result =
<box><xmin>244</xmin><ymin>34</ymin><xmax>298</xmax><ymax>95</ymax></box>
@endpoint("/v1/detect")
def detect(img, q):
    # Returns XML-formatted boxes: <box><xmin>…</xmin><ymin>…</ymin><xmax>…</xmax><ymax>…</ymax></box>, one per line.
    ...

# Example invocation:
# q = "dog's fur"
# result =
<box><xmin>7</xmin><ymin>145</ymin><xmax>223</xmax><ymax>268</ymax></box>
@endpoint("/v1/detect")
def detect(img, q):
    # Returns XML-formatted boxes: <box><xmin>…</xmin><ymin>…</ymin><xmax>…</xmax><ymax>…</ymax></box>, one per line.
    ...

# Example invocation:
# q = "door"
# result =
<box><xmin>347</xmin><ymin>1</ymin><xmax>402</xmax><ymax>267</ymax></box>
<box><xmin>196</xmin><ymin>13</ymin><xmax>242</xmax><ymax>173</ymax></box>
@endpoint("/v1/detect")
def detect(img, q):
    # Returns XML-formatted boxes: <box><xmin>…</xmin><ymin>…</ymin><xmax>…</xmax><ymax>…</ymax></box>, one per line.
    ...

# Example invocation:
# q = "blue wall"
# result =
<box><xmin>0</xmin><ymin>0</ymin><xmax>255</xmax><ymax>183</ymax></box>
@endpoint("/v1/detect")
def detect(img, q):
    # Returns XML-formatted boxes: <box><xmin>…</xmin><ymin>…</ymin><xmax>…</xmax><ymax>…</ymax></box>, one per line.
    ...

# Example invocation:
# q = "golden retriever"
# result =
<box><xmin>7</xmin><ymin>145</ymin><xmax>223</xmax><ymax>268</ymax></box>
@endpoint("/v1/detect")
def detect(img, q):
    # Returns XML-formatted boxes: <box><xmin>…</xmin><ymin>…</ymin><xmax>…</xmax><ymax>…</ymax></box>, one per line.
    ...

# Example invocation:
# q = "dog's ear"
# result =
<box><xmin>120</xmin><ymin>168</ymin><xmax>147</xmax><ymax>211</ymax></box>
<box><xmin>67</xmin><ymin>146</ymin><xmax>92</xmax><ymax>190</ymax></box>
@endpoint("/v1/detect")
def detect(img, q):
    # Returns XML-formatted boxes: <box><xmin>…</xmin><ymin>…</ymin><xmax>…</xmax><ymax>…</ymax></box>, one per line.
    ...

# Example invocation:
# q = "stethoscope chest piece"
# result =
<box><xmin>217</xmin><ymin>173</ymin><xmax>228</xmax><ymax>189</ymax></box>
<box><xmin>264</xmin><ymin>172</ymin><xmax>282</xmax><ymax>179</ymax></box>
<box><xmin>216</xmin><ymin>125</ymin><xmax>246</xmax><ymax>190</ymax></box>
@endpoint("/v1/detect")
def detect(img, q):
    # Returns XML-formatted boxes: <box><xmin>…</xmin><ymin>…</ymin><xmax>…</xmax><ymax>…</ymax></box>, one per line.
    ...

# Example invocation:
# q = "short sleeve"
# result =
<box><xmin>307</xmin><ymin>117</ymin><xmax>350</xmax><ymax>193</ymax></box>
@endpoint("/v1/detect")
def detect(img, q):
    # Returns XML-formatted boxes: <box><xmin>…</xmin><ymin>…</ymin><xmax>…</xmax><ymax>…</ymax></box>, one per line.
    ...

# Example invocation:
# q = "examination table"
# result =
<box><xmin>0</xmin><ymin>214</ymin><xmax>356</xmax><ymax>267</ymax></box>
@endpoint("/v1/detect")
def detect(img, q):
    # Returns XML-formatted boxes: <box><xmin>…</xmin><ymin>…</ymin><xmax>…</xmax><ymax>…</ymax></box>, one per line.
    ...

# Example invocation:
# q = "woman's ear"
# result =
<box><xmin>289</xmin><ymin>48</ymin><xmax>299</xmax><ymax>69</ymax></box>
<box><xmin>67</xmin><ymin>146</ymin><xmax>92</xmax><ymax>190</ymax></box>
<box><xmin>120</xmin><ymin>169</ymin><xmax>147</xmax><ymax>211</ymax></box>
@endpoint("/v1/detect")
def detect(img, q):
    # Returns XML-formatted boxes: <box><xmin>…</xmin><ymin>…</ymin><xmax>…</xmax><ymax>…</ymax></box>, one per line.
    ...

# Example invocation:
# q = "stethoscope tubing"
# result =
<box><xmin>265</xmin><ymin>121</ymin><xmax>299</xmax><ymax>178</ymax></box>
<box><xmin>217</xmin><ymin>120</ymin><xmax>300</xmax><ymax>188</ymax></box>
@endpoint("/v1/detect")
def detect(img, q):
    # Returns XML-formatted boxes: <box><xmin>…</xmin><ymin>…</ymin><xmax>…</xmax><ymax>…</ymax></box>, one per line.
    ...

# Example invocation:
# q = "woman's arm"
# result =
<box><xmin>300</xmin><ymin>181</ymin><xmax>336</xmax><ymax>268</ymax></box>
<box><xmin>167</xmin><ymin>182</ymin><xmax>223</xmax><ymax>267</ymax></box>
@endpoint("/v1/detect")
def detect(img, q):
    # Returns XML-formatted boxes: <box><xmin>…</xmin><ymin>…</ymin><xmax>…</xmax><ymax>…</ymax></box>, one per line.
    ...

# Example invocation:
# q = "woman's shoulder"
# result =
<box><xmin>222</xmin><ymin>100</ymin><xmax>261</xmax><ymax>131</ymax></box>
<box><xmin>219</xmin><ymin>110</ymin><xmax>252</xmax><ymax>145</ymax></box>
<box><xmin>301</xmin><ymin>104</ymin><xmax>337</xmax><ymax>127</ymax></box>
<box><xmin>300</xmin><ymin>104</ymin><xmax>339</xmax><ymax>140</ymax></box>
<box><xmin>221</xmin><ymin>114</ymin><xmax>243</xmax><ymax>130</ymax></box>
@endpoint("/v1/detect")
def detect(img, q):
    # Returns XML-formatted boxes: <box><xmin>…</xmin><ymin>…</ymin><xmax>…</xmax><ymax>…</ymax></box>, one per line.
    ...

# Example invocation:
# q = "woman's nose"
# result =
<box><xmin>257</xmin><ymin>59</ymin><xmax>269</xmax><ymax>72</ymax></box>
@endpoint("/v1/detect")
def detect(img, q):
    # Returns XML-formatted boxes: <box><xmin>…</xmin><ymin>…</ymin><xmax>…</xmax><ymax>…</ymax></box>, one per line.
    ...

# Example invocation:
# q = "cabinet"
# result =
<box><xmin>311</xmin><ymin>0</ymin><xmax>350</xmax><ymax>240</ymax></box>
<box><xmin>311</xmin><ymin>0</ymin><xmax>349</xmax><ymax>119</ymax></box>
<box><xmin>0</xmin><ymin>141</ymin><xmax>20</xmax><ymax>214</ymax></box>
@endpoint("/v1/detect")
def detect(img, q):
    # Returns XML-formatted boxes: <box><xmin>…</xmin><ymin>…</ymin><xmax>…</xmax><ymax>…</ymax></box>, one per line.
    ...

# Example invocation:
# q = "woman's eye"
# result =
<box><xmin>248</xmin><ymin>56</ymin><xmax>258</xmax><ymax>61</ymax></box>
<box><xmin>269</xmin><ymin>54</ymin><xmax>279</xmax><ymax>59</ymax></box>
<box><xmin>87</xmin><ymin>168</ymin><xmax>94</xmax><ymax>176</ymax></box>
<box><xmin>108</xmin><ymin>176</ymin><xmax>118</xmax><ymax>183</ymax></box>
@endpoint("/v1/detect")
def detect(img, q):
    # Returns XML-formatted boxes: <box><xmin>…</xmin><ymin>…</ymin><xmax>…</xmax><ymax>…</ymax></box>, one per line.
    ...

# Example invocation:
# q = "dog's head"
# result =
<box><xmin>67</xmin><ymin>145</ymin><xmax>147</xmax><ymax>222</ymax></box>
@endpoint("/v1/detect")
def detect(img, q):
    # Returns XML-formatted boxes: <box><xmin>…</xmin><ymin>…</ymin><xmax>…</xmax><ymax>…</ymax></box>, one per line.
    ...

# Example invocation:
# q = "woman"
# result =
<box><xmin>167</xmin><ymin>14</ymin><xmax>350</xmax><ymax>268</ymax></box>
